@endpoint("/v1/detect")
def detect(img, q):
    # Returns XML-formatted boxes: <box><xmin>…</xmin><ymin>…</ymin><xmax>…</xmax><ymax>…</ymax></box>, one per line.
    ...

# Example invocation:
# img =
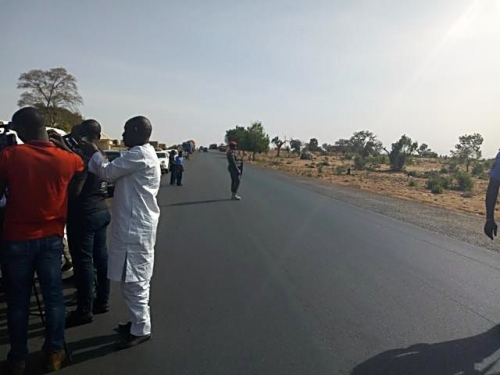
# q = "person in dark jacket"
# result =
<box><xmin>227</xmin><ymin>141</ymin><xmax>242</xmax><ymax>200</ymax></box>
<box><xmin>169</xmin><ymin>150</ymin><xmax>177</xmax><ymax>185</ymax></box>
<box><xmin>65</xmin><ymin>119</ymin><xmax>111</xmax><ymax>327</ymax></box>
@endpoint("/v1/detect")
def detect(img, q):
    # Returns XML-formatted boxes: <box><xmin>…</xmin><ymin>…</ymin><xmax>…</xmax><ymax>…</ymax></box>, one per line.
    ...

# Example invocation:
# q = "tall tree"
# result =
<box><xmin>349</xmin><ymin>130</ymin><xmax>383</xmax><ymax>158</ymax></box>
<box><xmin>451</xmin><ymin>133</ymin><xmax>484</xmax><ymax>173</ymax></box>
<box><xmin>307</xmin><ymin>138</ymin><xmax>321</xmax><ymax>152</ymax></box>
<box><xmin>246</xmin><ymin>121</ymin><xmax>270</xmax><ymax>159</ymax></box>
<box><xmin>17</xmin><ymin>67</ymin><xmax>83</xmax><ymax>128</ymax></box>
<box><xmin>290</xmin><ymin>139</ymin><xmax>302</xmax><ymax>154</ymax></box>
<box><xmin>385</xmin><ymin>135</ymin><xmax>418</xmax><ymax>172</ymax></box>
<box><xmin>34</xmin><ymin>104</ymin><xmax>83</xmax><ymax>132</ymax></box>
<box><xmin>334</xmin><ymin>139</ymin><xmax>352</xmax><ymax>155</ymax></box>
<box><xmin>225</xmin><ymin>126</ymin><xmax>248</xmax><ymax>149</ymax></box>
<box><xmin>272</xmin><ymin>136</ymin><xmax>286</xmax><ymax>157</ymax></box>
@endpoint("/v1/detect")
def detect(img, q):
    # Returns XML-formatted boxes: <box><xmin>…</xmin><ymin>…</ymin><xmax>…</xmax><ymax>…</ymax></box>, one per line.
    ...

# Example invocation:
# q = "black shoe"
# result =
<box><xmin>65</xmin><ymin>310</ymin><xmax>93</xmax><ymax>328</ymax></box>
<box><xmin>116</xmin><ymin>333</ymin><xmax>152</xmax><ymax>350</ymax></box>
<box><xmin>93</xmin><ymin>301</ymin><xmax>110</xmax><ymax>315</ymax></box>
<box><xmin>114</xmin><ymin>322</ymin><xmax>132</xmax><ymax>335</ymax></box>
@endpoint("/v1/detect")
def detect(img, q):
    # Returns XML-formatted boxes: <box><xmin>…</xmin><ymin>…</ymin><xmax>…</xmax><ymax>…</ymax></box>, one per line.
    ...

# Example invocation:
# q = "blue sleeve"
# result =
<box><xmin>490</xmin><ymin>152</ymin><xmax>500</xmax><ymax>182</ymax></box>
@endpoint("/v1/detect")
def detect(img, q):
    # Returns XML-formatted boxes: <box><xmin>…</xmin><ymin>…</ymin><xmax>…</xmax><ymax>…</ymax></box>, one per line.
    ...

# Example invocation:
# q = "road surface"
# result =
<box><xmin>1</xmin><ymin>151</ymin><xmax>500</xmax><ymax>374</ymax></box>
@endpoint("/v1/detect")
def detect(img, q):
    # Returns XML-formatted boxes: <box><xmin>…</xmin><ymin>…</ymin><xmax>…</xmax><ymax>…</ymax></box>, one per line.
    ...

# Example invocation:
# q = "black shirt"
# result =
<box><xmin>68</xmin><ymin>151</ymin><xmax>108</xmax><ymax>215</ymax></box>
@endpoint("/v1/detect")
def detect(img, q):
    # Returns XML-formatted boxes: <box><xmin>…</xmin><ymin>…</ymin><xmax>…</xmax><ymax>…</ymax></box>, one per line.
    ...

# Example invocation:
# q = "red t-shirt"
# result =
<box><xmin>0</xmin><ymin>141</ymin><xmax>84</xmax><ymax>241</ymax></box>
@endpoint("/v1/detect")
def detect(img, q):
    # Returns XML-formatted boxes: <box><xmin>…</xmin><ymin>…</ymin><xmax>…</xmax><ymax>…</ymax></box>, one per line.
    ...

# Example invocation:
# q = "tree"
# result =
<box><xmin>246</xmin><ymin>121</ymin><xmax>270</xmax><ymax>159</ymax></box>
<box><xmin>225</xmin><ymin>126</ymin><xmax>248</xmax><ymax>149</ymax></box>
<box><xmin>386</xmin><ymin>135</ymin><xmax>418</xmax><ymax>172</ymax></box>
<box><xmin>349</xmin><ymin>130</ymin><xmax>383</xmax><ymax>158</ymax></box>
<box><xmin>307</xmin><ymin>138</ymin><xmax>321</xmax><ymax>152</ymax></box>
<box><xmin>417</xmin><ymin>143</ymin><xmax>438</xmax><ymax>158</ymax></box>
<box><xmin>451</xmin><ymin>133</ymin><xmax>484</xmax><ymax>173</ymax></box>
<box><xmin>17</xmin><ymin>67</ymin><xmax>83</xmax><ymax>128</ymax></box>
<box><xmin>334</xmin><ymin>139</ymin><xmax>352</xmax><ymax>155</ymax></box>
<box><xmin>225</xmin><ymin>122</ymin><xmax>269</xmax><ymax>158</ymax></box>
<box><xmin>34</xmin><ymin>104</ymin><xmax>83</xmax><ymax>132</ymax></box>
<box><xmin>272</xmin><ymin>136</ymin><xmax>286</xmax><ymax>157</ymax></box>
<box><xmin>290</xmin><ymin>139</ymin><xmax>302</xmax><ymax>154</ymax></box>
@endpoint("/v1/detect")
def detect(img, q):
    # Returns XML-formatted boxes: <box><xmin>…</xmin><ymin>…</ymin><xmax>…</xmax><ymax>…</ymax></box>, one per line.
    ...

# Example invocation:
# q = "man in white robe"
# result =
<box><xmin>86</xmin><ymin>116</ymin><xmax>161</xmax><ymax>349</ymax></box>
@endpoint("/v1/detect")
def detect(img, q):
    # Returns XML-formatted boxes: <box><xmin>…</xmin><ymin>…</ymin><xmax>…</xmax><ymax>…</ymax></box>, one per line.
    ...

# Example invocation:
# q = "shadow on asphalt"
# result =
<box><xmin>162</xmin><ymin>198</ymin><xmax>233</xmax><ymax>207</ymax></box>
<box><xmin>68</xmin><ymin>333</ymin><xmax>120</xmax><ymax>364</ymax></box>
<box><xmin>351</xmin><ymin>325</ymin><xmax>500</xmax><ymax>375</ymax></box>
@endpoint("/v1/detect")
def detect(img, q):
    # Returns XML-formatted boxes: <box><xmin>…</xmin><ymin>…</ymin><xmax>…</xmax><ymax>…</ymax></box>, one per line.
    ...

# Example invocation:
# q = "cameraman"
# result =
<box><xmin>0</xmin><ymin>108</ymin><xmax>84</xmax><ymax>374</ymax></box>
<box><xmin>65</xmin><ymin>120</ymin><xmax>111</xmax><ymax>327</ymax></box>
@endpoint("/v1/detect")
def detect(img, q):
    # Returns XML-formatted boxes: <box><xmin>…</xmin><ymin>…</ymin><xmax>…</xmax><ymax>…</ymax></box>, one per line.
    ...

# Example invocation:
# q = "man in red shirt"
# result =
<box><xmin>0</xmin><ymin>107</ymin><xmax>84</xmax><ymax>375</ymax></box>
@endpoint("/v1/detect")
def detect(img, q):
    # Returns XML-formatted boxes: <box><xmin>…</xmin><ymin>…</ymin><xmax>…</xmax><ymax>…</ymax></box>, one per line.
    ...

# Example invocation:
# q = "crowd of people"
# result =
<box><xmin>0</xmin><ymin>107</ymin><xmax>161</xmax><ymax>375</ymax></box>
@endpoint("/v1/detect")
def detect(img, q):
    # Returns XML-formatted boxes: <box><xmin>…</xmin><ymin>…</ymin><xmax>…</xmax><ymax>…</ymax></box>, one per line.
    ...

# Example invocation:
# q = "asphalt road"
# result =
<box><xmin>2</xmin><ymin>151</ymin><xmax>500</xmax><ymax>374</ymax></box>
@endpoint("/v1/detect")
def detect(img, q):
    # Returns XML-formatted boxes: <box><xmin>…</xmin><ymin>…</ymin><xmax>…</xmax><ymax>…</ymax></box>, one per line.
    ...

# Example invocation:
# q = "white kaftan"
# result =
<box><xmin>88</xmin><ymin>144</ymin><xmax>161</xmax><ymax>282</ymax></box>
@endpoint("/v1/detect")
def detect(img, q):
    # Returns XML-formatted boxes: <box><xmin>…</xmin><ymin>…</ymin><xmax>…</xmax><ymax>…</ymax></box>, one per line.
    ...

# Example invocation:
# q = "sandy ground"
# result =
<box><xmin>252</xmin><ymin>152</ymin><xmax>490</xmax><ymax>217</ymax></box>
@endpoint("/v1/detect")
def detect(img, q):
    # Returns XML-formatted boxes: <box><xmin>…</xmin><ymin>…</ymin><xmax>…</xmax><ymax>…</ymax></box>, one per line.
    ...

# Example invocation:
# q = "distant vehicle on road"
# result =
<box><xmin>209</xmin><ymin>143</ymin><xmax>218</xmax><ymax>150</ymax></box>
<box><xmin>156</xmin><ymin>151</ymin><xmax>169</xmax><ymax>174</ymax></box>
<box><xmin>203</xmin><ymin>147</ymin><xmax>208</xmax><ymax>152</ymax></box>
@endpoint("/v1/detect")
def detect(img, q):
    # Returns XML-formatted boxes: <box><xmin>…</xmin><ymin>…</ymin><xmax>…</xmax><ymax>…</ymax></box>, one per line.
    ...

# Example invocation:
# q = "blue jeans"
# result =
<box><xmin>67</xmin><ymin>208</ymin><xmax>111</xmax><ymax>314</ymax></box>
<box><xmin>1</xmin><ymin>235</ymin><xmax>65</xmax><ymax>363</ymax></box>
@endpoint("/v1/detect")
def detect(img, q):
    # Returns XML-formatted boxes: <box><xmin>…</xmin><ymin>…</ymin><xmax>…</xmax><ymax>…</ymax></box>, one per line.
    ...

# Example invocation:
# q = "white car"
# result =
<box><xmin>156</xmin><ymin>151</ymin><xmax>169</xmax><ymax>174</ymax></box>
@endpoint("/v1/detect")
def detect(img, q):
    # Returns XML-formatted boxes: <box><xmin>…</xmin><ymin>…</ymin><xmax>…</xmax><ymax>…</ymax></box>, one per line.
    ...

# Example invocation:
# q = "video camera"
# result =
<box><xmin>62</xmin><ymin>134</ymin><xmax>80</xmax><ymax>153</ymax></box>
<box><xmin>0</xmin><ymin>122</ymin><xmax>17</xmax><ymax>152</ymax></box>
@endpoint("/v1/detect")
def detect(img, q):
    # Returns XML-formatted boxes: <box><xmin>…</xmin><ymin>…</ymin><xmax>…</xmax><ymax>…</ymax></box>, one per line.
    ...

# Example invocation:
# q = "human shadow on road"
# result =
<box><xmin>162</xmin><ymin>199</ymin><xmax>233</xmax><ymax>207</ymax></box>
<box><xmin>68</xmin><ymin>333</ymin><xmax>120</xmax><ymax>364</ymax></box>
<box><xmin>351</xmin><ymin>325</ymin><xmax>500</xmax><ymax>375</ymax></box>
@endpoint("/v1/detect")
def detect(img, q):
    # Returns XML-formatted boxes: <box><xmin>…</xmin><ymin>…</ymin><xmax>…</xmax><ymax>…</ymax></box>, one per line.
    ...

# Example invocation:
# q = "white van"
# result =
<box><xmin>156</xmin><ymin>151</ymin><xmax>169</xmax><ymax>174</ymax></box>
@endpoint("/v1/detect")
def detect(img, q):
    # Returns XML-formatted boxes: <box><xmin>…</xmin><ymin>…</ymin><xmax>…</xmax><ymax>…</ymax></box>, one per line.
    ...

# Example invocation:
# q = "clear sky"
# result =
<box><xmin>1</xmin><ymin>0</ymin><xmax>499</xmax><ymax>156</ymax></box>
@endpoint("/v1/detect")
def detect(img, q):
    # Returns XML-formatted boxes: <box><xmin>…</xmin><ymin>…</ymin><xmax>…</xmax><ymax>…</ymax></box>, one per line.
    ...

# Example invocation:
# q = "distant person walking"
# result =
<box><xmin>175</xmin><ymin>151</ymin><xmax>185</xmax><ymax>186</ymax></box>
<box><xmin>485</xmin><ymin>151</ymin><xmax>500</xmax><ymax>239</ymax></box>
<box><xmin>227</xmin><ymin>141</ymin><xmax>242</xmax><ymax>200</ymax></box>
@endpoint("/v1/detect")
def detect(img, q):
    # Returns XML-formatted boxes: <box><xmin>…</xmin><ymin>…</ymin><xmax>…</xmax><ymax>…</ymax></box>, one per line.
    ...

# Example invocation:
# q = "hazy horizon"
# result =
<box><xmin>1</xmin><ymin>0</ymin><xmax>499</xmax><ymax>157</ymax></box>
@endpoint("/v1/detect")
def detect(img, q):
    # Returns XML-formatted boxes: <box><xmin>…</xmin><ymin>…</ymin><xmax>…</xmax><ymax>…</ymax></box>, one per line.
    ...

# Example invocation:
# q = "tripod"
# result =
<box><xmin>31</xmin><ymin>279</ymin><xmax>73</xmax><ymax>363</ymax></box>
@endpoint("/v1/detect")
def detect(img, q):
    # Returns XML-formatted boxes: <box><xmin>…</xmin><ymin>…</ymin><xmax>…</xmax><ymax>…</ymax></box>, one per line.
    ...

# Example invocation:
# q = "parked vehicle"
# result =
<box><xmin>156</xmin><ymin>151</ymin><xmax>169</xmax><ymax>174</ymax></box>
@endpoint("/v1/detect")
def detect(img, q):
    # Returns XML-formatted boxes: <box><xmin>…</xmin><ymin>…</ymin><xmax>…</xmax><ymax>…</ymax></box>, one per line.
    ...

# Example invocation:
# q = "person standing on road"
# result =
<box><xmin>84</xmin><ymin>116</ymin><xmax>161</xmax><ymax>349</ymax></box>
<box><xmin>175</xmin><ymin>150</ymin><xmax>185</xmax><ymax>186</ymax></box>
<box><xmin>227</xmin><ymin>141</ymin><xmax>242</xmax><ymax>200</ymax></box>
<box><xmin>0</xmin><ymin>108</ymin><xmax>84</xmax><ymax>374</ymax></box>
<box><xmin>65</xmin><ymin>120</ymin><xmax>111</xmax><ymax>327</ymax></box>
<box><xmin>169</xmin><ymin>150</ymin><xmax>177</xmax><ymax>185</ymax></box>
<box><xmin>485</xmin><ymin>151</ymin><xmax>500</xmax><ymax>239</ymax></box>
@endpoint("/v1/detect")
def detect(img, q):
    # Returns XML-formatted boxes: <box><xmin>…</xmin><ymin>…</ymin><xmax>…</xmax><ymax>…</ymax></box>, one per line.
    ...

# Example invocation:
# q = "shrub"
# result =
<box><xmin>431</xmin><ymin>185</ymin><xmax>444</xmax><ymax>194</ymax></box>
<box><xmin>408</xmin><ymin>179</ymin><xmax>418</xmax><ymax>187</ymax></box>
<box><xmin>440</xmin><ymin>167</ymin><xmax>448</xmax><ymax>174</ymax></box>
<box><xmin>343</xmin><ymin>153</ymin><xmax>353</xmax><ymax>160</ymax></box>
<box><xmin>354</xmin><ymin>155</ymin><xmax>366</xmax><ymax>170</ymax></box>
<box><xmin>448</xmin><ymin>161</ymin><xmax>459</xmax><ymax>173</ymax></box>
<box><xmin>472</xmin><ymin>162</ymin><xmax>484</xmax><ymax>176</ymax></box>
<box><xmin>426</xmin><ymin>175</ymin><xmax>452</xmax><ymax>191</ymax></box>
<box><xmin>335</xmin><ymin>165</ymin><xmax>347</xmax><ymax>175</ymax></box>
<box><xmin>455</xmin><ymin>171</ymin><xmax>474</xmax><ymax>192</ymax></box>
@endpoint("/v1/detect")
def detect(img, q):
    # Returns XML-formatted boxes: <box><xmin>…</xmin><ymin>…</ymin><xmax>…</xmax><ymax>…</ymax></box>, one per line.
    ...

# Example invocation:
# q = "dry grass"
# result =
<box><xmin>250</xmin><ymin>151</ymin><xmax>490</xmax><ymax>217</ymax></box>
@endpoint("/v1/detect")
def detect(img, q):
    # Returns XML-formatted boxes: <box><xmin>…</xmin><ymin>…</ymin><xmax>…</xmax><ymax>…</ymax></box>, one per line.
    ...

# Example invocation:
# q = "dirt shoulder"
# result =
<box><xmin>250</xmin><ymin>153</ymin><xmax>499</xmax><ymax>252</ymax></box>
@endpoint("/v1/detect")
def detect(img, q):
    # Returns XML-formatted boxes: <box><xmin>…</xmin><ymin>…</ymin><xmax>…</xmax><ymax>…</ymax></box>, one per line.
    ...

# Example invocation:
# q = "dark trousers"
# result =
<box><xmin>1</xmin><ymin>236</ymin><xmax>65</xmax><ymax>363</ymax></box>
<box><xmin>176</xmin><ymin>169</ymin><xmax>183</xmax><ymax>185</ymax></box>
<box><xmin>67</xmin><ymin>208</ymin><xmax>111</xmax><ymax>314</ymax></box>
<box><xmin>230</xmin><ymin>170</ymin><xmax>241</xmax><ymax>193</ymax></box>
<box><xmin>170</xmin><ymin>167</ymin><xmax>177</xmax><ymax>185</ymax></box>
